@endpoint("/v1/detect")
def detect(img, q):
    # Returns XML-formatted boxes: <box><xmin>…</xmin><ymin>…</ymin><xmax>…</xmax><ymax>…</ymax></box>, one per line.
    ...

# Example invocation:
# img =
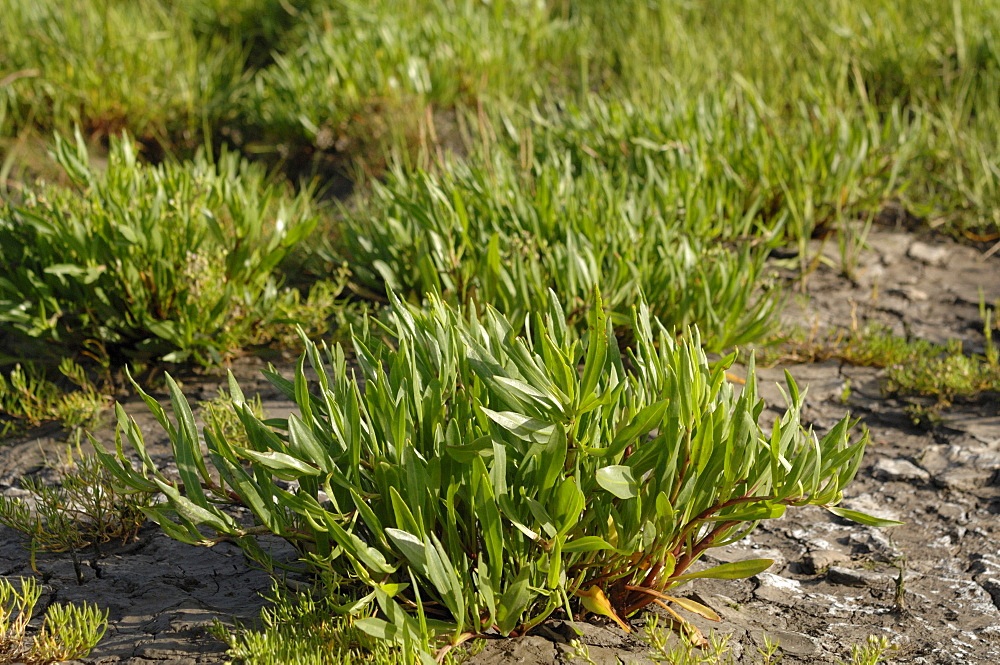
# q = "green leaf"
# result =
<box><xmin>494</xmin><ymin>376</ymin><xmax>558</xmax><ymax>409</ymax></box>
<box><xmin>165</xmin><ymin>373</ymin><xmax>210</xmax><ymax>505</ymax></box>
<box><xmin>595</xmin><ymin>465</ymin><xmax>639</xmax><ymax>499</ymax></box>
<box><xmin>355</xmin><ymin>617</ymin><xmax>396</xmax><ymax>642</ymax></box>
<box><xmin>579</xmin><ymin>288</ymin><xmax>608</xmax><ymax>400</ymax></box>
<box><xmin>482</xmin><ymin>408</ymin><xmax>554</xmax><ymax>443</ymax></box>
<box><xmin>706</xmin><ymin>502</ymin><xmax>785</xmax><ymax>522</ymax></box>
<box><xmin>826</xmin><ymin>507</ymin><xmax>904</xmax><ymax>527</ymax></box>
<box><xmin>445</xmin><ymin>435</ymin><xmax>494</xmax><ymax>463</ymax></box>
<box><xmin>239</xmin><ymin>449</ymin><xmax>321</xmax><ymax>480</ymax></box>
<box><xmin>496</xmin><ymin>566</ymin><xmax>533</xmax><ymax>636</ymax></box>
<box><xmin>604</xmin><ymin>400</ymin><xmax>668</xmax><ymax>458</ymax></box>
<box><xmin>287</xmin><ymin>414</ymin><xmax>332</xmax><ymax>473</ymax></box>
<box><xmin>562</xmin><ymin>536</ymin><xmax>617</xmax><ymax>553</ymax></box>
<box><xmin>386</xmin><ymin>528</ymin><xmax>429</xmax><ymax>571</ymax></box>
<box><xmin>670</xmin><ymin>558</ymin><xmax>774</xmax><ymax>583</ymax></box>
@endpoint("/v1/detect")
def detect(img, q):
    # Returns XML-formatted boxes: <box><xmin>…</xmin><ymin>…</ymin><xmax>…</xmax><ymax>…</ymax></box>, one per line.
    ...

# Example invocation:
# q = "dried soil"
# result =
<box><xmin>2</xmin><ymin>229</ymin><xmax>999</xmax><ymax>664</ymax></box>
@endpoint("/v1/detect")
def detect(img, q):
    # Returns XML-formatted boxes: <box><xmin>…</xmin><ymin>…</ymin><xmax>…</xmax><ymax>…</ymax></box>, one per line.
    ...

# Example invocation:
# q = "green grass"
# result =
<box><xmin>3</xmin><ymin>1</ymin><xmax>997</xmax><ymax>240</ymax></box>
<box><xmin>0</xmin><ymin>131</ymin><xmax>318</xmax><ymax>366</ymax></box>
<box><xmin>235</xmin><ymin>0</ymin><xmax>577</xmax><ymax>168</ymax></box>
<box><xmin>0</xmin><ymin>2</ymin><xmax>995</xmax><ymax>659</ymax></box>
<box><xmin>0</xmin><ymin>0</ymin><xmax>250</xmax><ymax>152</ymax></box>
<box><xmin>335</xmin><ymin>133</ymin><xmax>780</xmax><ymax>351</ymax></box>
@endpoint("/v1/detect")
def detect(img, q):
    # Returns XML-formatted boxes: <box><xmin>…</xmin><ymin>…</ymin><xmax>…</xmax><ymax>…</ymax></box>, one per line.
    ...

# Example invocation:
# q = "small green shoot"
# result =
<box><xmin>757</xmin><ymin>633</ymin><xmax>783</xmax><ymax>665</ymax></box>
<box><xmin>837</xmin><ymin>635</ymin><xmax>897</xmax><ymax>665</ymax></box>
<box><xmin>641</xmin><ymin>614</ymin><xmax>737</xmax><ymax>664</ymax></box>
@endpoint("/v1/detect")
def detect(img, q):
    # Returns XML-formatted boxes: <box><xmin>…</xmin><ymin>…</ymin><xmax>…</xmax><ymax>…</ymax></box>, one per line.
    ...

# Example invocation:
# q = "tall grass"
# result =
<box><xmin>2</xmin><ymin>1</ymin><xmax>997</xmax><ymax>236</ymax></box>
<box><xmin>235</xmin><ymin>0</ymin><xmax>579</xmax><ymax>169</ymax></box>
<box><xmin>566</xmin><ymin>0</ymin><xmax>1000</xmax><ymax>236</ymax></box>
<box><xmin>0</xmin><ymin>0</ymin><xmax>255</xmax><ymax>150</ymax></box>
<box><xmin>510</xmin><ymin>93</ymin><xmax>914</xmax><ymax>245</ymax></box>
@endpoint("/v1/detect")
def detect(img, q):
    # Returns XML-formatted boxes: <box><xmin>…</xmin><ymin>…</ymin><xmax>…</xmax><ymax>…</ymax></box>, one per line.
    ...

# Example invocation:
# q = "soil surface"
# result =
<box><xmin>2</xmin><ymin>228</ymin><xmax>999</xmax><ymax>664</ymax></box>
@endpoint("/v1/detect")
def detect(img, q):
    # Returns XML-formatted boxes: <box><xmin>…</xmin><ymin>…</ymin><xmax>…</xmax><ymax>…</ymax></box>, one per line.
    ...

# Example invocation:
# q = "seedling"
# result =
<box><xmin>838</xmin><ymin>635</ymin><xmax>897</xmax><ymax>665</ymax></box>
<box><xmin>757</xmin><ymin>633</ymin><xmax>783</xmax><ymax>665</ymax></box>
<box><xmin>641</xmin><ymin>615</ymin><xmax>737</xmax><ymax>664</ymax></box>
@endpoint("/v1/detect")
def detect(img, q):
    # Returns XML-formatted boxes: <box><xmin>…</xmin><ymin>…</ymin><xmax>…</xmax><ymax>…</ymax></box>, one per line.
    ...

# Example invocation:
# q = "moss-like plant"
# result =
<box><xmin>210</xmin><ymin>580</ymin><xmax>487</xmax><ymax>665</ymax></box>
<box><xmin>0</xmin><ymin>359</ymin><xmax>106</xmax><ymax>438</ymax></box>
<box><xmin>97</xmin><ymin>291</ymin><xmax>891</xmax><ymax>659</ymax></box>
<box><xmin>0</xmin><ymin>452</ymin><xmax>154</xmax><ymax>556</ymax></box>
<box><xmin>0</xmin><ymin>576</ymin><xmax>108</xmax><ymax>663</ymax></box>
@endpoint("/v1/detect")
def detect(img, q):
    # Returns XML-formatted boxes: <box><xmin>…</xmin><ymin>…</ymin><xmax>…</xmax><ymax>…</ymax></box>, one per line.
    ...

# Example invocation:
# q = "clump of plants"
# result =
<box><xmin>0</xmin><ymin>0</ymin><xmax>247</xmax><ymax>149</ymax></box>
<box><xmin>0</xmin><ymin>576</ymin><xmax>108</xmax><ymax>663</ymax></box>
<box><xmin>337</xmin><ymin>144</ymin><xmax>780</xmax><ymax>352</ymax></box>
<box><xmin>640</xmin><ymin>616</ymin><xmax>749</xmax><ymax>665</ymax></box>
<box><xmin>765</xmin><ymin>312</ymin><xmax>1000</xmax><ymax>412</ymax></box>
<box><xmin>0</xmin><ymin>450</ymin><xmax>154</xmax><ymax>560</ymax></box>
<box><xmin>97</xmin><ymin>291</ymin><xmax>890</xmax><ymax>659</ymax></box>
<box><xmin>210</xmin><ymin>580</ymin><xmax>484</xmax><ymax>665</ymax></box>
<box><xmin>0</xmin><ymin>359</ymin><xmax>106</xmax><ymax>438</ymax></box>
<box><xmin>0</xmin><ymin>130</ymin><xmax>318</xmax><ymax>365</ymax></box>
<box><xmin>237</xmin><ymin>0</ymin><xmax>573</xmax><ymax>171</ymax></box>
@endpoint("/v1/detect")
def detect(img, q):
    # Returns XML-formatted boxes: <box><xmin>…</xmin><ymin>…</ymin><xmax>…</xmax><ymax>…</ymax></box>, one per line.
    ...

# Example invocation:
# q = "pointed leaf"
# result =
<box><xmin>827</xmin><ymin>506</ymin><xmax>904</xmax><ymax>527</ymax></box>
<box><xmin>669</xmin><ymin>558</ymin><xmax>774</xmax><ymax>583</ymax></box>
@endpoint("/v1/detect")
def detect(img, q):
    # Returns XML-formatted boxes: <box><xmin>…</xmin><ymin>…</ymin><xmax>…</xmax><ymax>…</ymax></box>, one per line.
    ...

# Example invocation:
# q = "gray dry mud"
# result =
<box><xmin>2</xmin><ymin>228</ymin><xmax>999</xmax><ymax>664</ymax></box>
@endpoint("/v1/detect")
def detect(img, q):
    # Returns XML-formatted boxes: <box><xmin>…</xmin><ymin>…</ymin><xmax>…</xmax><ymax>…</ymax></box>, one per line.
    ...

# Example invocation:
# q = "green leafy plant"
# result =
<box><xmin>338</xmin><ymin>144</ymin><xmax>780</xmax><ymax>352</ymax></box>
<box><xmin>198</xmin><ymin>387</ymin><xmax>266</xmax><ymax>452</ymax></box>
<box><xmin>511</xmin><ymin>92</ymin><xmax>907</xmax><ymax>253</ymax></box>
<box><xmin>265</xmin><ymin>271</ymin><xmax>361</xmax><ymax>351</ymax></box>
<box><xmin>0</xmin><ymin>576</ymin><xmax>108</xmax><ymax>664</ymax></box>
<box><xmin>0</xmin><ymin>0</ymin><xmax>247</xmax><ymax>149</ymax></box>
<box><xmin>209</xmin><ymin>581</ymin><xmax>408</xmax><ymax>665</ymax></box>
<box><xmin>0</xmin><ymin>130</ymin><xmax>317</xmax><ymax>365</ymax></box>
<box><xmin>96</xmin><ymin>290</ymin><xmax>887</xmax><ymax>656</ymax></box>
<box><xmin>236</xmin><ymin>0</ymin><xmax>575</xmax><ymax>170</ymax></box>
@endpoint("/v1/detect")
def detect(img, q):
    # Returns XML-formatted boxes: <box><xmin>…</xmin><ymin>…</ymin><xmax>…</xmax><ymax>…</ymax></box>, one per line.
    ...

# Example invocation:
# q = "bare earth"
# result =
<box><xmin>2</xmin><ymin>228</ymin><xmax>999</xmax><ymax>664</ymax></box>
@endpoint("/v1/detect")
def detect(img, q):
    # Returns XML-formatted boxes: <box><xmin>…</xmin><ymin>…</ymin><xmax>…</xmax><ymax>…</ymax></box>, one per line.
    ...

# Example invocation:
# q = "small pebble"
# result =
<box><xmin>872</xmin><ymin>458</ymin><xmax>930</xmax><ymax>483</ymax></box>
<box><xmin>827</xmin><ymin>565</ymin><xmax>892</xmax><ymax>588</ymax></box>
<box><xmin>754</xmin><ymin>572</ymin><xmax>802</xmax><ymax>605</ymax></box>
<box><xmin>907</xmin><ymin>241</ymin><xmax>950</xmax><ymax>267</ymax></box>
<box><xmin>804</xmin><ymin>549</ymin><xmax>852</xmax><ymax>575</ymax></box>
